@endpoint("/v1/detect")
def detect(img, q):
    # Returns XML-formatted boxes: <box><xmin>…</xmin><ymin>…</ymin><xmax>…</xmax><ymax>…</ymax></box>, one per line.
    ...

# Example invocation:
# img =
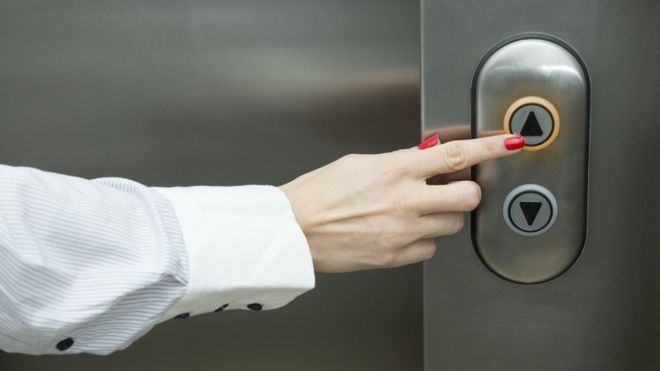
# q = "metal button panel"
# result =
<box><xmin>472</xmin><ymin>36</ymin><xmax>589</xmax><ymax>284</ymax></box>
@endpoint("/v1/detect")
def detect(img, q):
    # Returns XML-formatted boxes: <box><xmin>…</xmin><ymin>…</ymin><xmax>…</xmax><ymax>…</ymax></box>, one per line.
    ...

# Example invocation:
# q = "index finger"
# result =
<box><xmin>413</xmin><ymin>134</ymin><xmax>524</xmax><ymax>178</ymax></box>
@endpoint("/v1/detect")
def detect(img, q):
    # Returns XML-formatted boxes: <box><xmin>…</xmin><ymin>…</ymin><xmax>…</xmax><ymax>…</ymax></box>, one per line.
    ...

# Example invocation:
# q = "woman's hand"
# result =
<box><xmin>279</xmin><ymin>134</ymin><xmax>524</xmax><ymax>273</ymax></box>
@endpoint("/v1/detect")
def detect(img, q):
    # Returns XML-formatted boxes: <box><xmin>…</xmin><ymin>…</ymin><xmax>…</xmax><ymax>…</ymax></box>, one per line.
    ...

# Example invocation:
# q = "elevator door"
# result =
<box><xmin>0</xmin><ymin>1</ymin><xmax>421</xmax><ymax>370</ymax></box>
<box><xmin>422</xmin><ymin>1</ymin><xmax>660</xmax><ymax>370</ymax></box>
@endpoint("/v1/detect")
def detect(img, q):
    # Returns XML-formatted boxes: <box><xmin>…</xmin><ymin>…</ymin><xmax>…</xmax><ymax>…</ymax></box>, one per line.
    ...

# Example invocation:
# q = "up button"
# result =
<box><xmin>504</xmin><ymin>96</ymin><xmax>560</xmax><ymax>151</ymax></box>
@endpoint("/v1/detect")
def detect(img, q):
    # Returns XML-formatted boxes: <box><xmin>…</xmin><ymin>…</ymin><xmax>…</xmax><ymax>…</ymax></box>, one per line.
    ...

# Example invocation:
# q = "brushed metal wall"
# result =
<box><xmin>0</xmin><ymin>1</ymin><xmax>421</xmax><ymax>370</ymax></box>
<box><xmin>423</xmin><ymin>0</ymin><xmax>660</xmax><ymax>370</ymax></box>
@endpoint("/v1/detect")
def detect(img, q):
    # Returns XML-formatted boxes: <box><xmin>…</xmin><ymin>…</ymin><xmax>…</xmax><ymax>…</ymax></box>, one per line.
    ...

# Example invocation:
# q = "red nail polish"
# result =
<box><xmin>418</xmin><ymin>134</ymin><xmax>440</xmax><ymax>150</ymax></box>
<box><xmin>504</xmin><ymin>135</ymin><xmax>525</xmax><ymax>151</ymax></box>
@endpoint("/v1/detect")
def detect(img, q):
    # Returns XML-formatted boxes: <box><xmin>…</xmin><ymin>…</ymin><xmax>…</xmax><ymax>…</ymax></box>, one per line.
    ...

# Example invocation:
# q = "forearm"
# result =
<box><xmin>0</xmin><ymin>165</ymin><xmax>314</xmax><ymax>355</ymax></box>
<box><xmin>0</xmin><ymin>165</ymin><xmax>188</xmax><ymax>355</ymax></box>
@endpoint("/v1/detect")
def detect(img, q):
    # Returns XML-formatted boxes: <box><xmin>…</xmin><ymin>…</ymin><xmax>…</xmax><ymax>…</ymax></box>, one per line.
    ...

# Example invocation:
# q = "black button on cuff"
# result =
<box><xmin>247</xmin><ymin>303</ymin><xmax>263</xmax><ymax>311</ymax></box>
<box><xmin>214</xmin><ymin>304</ymin><xmax>229</xmax><ymax>312</ymax></box>
<box><xmin>56</xmin><ymin>337</ymin><xmax>74</xmax><ymax>351</ymax></box>
<box><xmin>174</xmin><ymin>312</ymin><xmax>191</xmax><ymax>319</ymax></box>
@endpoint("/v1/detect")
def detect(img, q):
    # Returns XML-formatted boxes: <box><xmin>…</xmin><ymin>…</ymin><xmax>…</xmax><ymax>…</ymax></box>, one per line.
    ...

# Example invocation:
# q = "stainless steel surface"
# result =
<box><xmin>473</xmin><ymin>37</ymin><xmax>589</xmax><ymax>283</ymax></box>
<box><xmin>423</xmin><ymin>0</ymin><xmax>660</xmax><ymax>370</ymax></box>
<box><xmin>0</xmin><ymin>1</ymin><xmax>421</xmax><ymax>370</ymax></box>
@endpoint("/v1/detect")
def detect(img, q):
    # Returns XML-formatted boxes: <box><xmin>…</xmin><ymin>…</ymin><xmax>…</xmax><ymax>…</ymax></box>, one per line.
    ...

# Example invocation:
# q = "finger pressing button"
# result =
<box><xmin>504</xmin><ymin>96</ymin><xmax>560</xmax><ymax>151</ymax></box>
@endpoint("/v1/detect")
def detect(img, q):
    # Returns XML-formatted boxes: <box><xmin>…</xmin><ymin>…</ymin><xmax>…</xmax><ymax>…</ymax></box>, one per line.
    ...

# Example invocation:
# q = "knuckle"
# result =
<box><xmin>394</xmin><ymin>221</ymin><xmax>417</xmax><ymax>243</ymax></box>
<box><xmin>446</xmin><ymin>214</ymin><xmax>465</xmax><ymax>235</ymax></box>
<box><xmin>383</xmin><ymin>161</ymin><xmax>409</xmax><ymax>181</ymax></box>
<box><xmin>337</xmin><ymin>153</ymin><xmax>359</xmax><ymax>169</ymax></box>
<box><xmin>390</xmin><ymin>192</ymin><xmax>420</xmax><ymax>217</ymax></box>
<box><xmin>387</xmin><ymin>195</ymin><xmax>408</xmax><ymax>215</ymax></box>
<box><xmin>368</xmin><ymin>153</ymin><xmax>410</xmax><ymax>182</ymax></box>
<box><xmin>373</xmin><ymin>251</ymin><xmax>398</xmax><ymax>269</ymax></box>
<box><xmin>388</xmin><ymin>152</ymin><xmax>414</xmax><ymax>177</ymax></box>
<box><xmin>459</xmin><ymin>182</ymin><xmax>482</xmax><ymax>211</ymax></box>
<box><xmin>444</xmin><ymin>142</ymin><xmax>468</xmax><ymax>172</ymax></box>
<box><xmin>389</xmin><ymin>257</ymin><xmax>407</xmax><ymax>269</ymax></box>
<box><xmin>340</xmin><ymin>153</ymin><xmax>360</xmax><ymax>163</ymax></box>
<box><xmin>484</xmin><ymin>139</ymin><xmax>499</xmax><ymax>154</ymax></box>
<box><xmin>421</xmin><ymin>243</ymin><xmax>438</xmax><ymax>261</ymax></box>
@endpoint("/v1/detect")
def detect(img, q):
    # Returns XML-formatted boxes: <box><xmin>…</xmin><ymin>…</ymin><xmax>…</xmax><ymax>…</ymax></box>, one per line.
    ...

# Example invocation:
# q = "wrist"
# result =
<box><xmin>279</xmin><ymin>183</ymin><xmax>322</xmax><ymax>268</ymax></box>
<box><xmin>279</xmin><ymin>183</ymin><xmax>310</xmax><ymax>234</ymax></box>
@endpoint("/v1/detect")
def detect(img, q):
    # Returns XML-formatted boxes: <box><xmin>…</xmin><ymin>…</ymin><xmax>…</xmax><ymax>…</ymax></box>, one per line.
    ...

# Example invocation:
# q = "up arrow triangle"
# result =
<box><xmin>520</xmin><ymin>111</ymin><xmax>544</xmax><ymax>136</ymax></box>
<box><xmin>520</xmin><ymin>202</ymin><xmax>542</xmax><ymax>226</ymax></box>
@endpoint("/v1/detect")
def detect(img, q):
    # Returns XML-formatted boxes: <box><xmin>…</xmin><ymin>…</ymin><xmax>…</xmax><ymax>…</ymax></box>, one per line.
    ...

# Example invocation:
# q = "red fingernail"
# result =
<box><xmin>418</xmin><ymin>134</ymin><xmax>440</xmax><ymax>150</ymax></box>
<box><xmin>504</xmin><ymin>135</ymin><xmax>525</xmax><ymax>151</ymax></box>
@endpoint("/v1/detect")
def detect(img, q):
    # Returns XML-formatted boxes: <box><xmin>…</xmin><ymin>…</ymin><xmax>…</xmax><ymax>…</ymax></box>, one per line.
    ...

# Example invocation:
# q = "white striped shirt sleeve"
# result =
<box><xmin>0</xmin><ymin>164</ymin><xmax>315</xmax><ymax>356</ymax></box>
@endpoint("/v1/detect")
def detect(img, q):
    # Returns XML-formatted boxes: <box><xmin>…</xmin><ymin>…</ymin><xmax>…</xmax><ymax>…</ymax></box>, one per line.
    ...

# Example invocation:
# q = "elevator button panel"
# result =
<box><xmin>472</xmin><ymin>35</ymin><xmax>589</xmax><ymax>284</ymax></box>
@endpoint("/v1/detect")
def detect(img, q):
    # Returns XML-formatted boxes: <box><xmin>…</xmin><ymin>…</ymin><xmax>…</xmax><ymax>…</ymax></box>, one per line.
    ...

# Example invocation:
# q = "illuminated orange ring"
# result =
<box><xmin>503</xmin><ymin>96</ymin><xmax>560</xmax><ymax>151</ymax></box>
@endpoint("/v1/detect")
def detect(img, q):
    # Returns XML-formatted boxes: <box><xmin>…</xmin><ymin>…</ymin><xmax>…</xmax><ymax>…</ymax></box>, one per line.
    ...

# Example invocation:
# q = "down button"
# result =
<box><xmin>503</xmin><ymin>184</ymin><xmax>558</xmax><ymax>236</ymax></box>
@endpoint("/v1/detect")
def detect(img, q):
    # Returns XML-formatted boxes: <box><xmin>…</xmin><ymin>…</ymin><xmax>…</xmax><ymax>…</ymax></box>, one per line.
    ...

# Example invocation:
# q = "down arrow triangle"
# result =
<box><xmin>520</xmin><ymin>202</ymin><xmax>542</xmax><ymax>226</ymax></box>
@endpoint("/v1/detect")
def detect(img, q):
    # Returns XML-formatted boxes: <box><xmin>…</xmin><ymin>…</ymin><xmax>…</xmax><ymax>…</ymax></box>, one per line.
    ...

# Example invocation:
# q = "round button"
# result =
<box><xmin>503</xmin><ymin>184</ymin><xmax>558</xmax><ymax>236</ymax></box>
<box><xmin>503</xmin><ymin>96</ymin><xmax>560</xmax><ymax>151</ymax></box>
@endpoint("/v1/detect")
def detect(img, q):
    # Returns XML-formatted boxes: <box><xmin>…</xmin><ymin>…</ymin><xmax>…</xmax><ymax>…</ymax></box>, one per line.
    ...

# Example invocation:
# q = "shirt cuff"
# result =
<box><xmin>152</xmin><ymin>185</ymin><xmax>315</xmax><ymax>321</ymax></box>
